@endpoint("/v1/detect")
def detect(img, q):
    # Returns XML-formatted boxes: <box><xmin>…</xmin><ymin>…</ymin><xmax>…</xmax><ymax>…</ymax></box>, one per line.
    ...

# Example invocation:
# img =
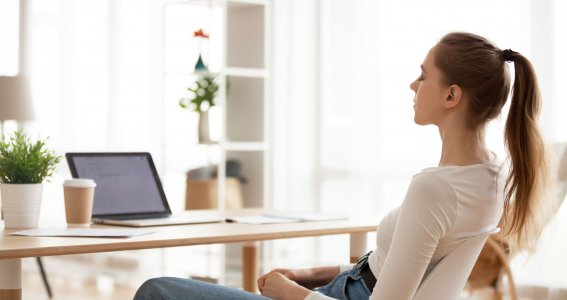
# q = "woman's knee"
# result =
<box><xmin>134</xmin><ymin>276</ymin><xmax>266</xmax><ymax>300</ymax></box>
<box><xmin>134</xmin><ymin>277</ymin><xmax>178</xmax><ymax>300</ymax></box>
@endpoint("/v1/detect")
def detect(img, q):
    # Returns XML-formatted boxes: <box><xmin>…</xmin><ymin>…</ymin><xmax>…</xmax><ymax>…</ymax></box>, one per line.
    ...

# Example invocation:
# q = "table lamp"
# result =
<box><xmin>0</xmin><ymin>75</ymin><xmax>34</xmax><ymax>130</ymax></box>
<box><xmin>0</xmin><ymin>0</ymin><xmax>34</xmax><ymax>130</ymax></box>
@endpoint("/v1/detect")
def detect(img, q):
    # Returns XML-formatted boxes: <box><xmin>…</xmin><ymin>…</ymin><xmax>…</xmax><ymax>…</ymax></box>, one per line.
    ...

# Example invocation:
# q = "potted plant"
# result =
<box><xmin>0</xmin><ymin>129</ymin><xmax>61</xmax><ymax>229</ymax></box>
<box><xmin>179</xmin><ymin>74</ymin><xmax>219</xmax><ymax>144</ymax></box>
<box><xmin>178</xmin><ymin>28</ymin><xmax>221</xmax><ymax>144</ymax></box>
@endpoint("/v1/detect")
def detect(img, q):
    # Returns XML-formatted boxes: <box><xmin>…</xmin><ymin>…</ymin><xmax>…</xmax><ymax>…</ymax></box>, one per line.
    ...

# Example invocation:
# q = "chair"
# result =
<box><xmin>466</xmin><ymin>142</ymin><xmax>567</xmax><ymax>300</ymax></box>
<box><xmin>554</xmin><ymin>142</ymin><xmax>567</xmax><ymax>208</ymax></box>
<box><xmin>486</xmin><ymin>237</ymin><xmax>517</xmax><ymax>300</ymax></box>
<box><xmin>467</xmin><ymin>233</ymin><xmax>516</xmax><ymax>300</ymax></box>
<box><xmin>414</xmin><ymin>230</ymin><xmax>496</xmax><ymax>300</ymax></box>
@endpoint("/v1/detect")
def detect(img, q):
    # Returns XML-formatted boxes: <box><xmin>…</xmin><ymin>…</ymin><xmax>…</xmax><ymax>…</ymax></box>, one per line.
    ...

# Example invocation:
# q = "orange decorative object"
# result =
<box><xmin>194</xmin><ymin>28</ymin><xmax>209</xmax><ymax>39</ymax></box>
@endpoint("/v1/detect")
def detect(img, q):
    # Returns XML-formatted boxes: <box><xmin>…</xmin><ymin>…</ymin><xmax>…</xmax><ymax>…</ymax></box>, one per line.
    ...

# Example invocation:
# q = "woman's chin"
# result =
<box><xmin>414</xmin><ymin>117</ymin><xmax>433</xmax><ymax>126</ymax></box>
<box><xmin>414</xmin><ymin>116</ymin><xmax>424</xmax><ymax>125</ymax></box>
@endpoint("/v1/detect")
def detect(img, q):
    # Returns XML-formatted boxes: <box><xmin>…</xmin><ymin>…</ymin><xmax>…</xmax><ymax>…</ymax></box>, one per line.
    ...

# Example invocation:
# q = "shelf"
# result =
<box><xmin>162</xmin><ymin>0</ymin><xmax>270</xmax><ymax>212</ymax></box>
<box><xmin>227</xmin><ymin>0</ymin><xmax>269</xmax><ymax>6</ymax></box>
<box><xmin>163</xmin><ymin>142</ymin><xmax>266</xmax><ymax>151</ymax></box>
<box><xmin>164</xmin><ymin>67</ymin><xmax>266</xmax><ymax>78</ymax></box>
<box><xmin>163</xmin><ymin>0</ymin><xmax>268</xmax><ymax>7</ymax></box>
<box><xmin>162</xmin><ymin>0</ymin><xmax>215</xmax><ymax>6</ymax></box>
<box><xmin>223</xmin><ymin>142</ymin><xmax>266</xmax><ymax>151</ymax></box>
<box><xmin>162</xmin><ymin>142</ymin><xmax>265</xmax><ymax>152</ymax></box>
<box><xmin>224</xmin><ymin>67</ymin><xmax>266</xmax><ymax>78</ymax></box>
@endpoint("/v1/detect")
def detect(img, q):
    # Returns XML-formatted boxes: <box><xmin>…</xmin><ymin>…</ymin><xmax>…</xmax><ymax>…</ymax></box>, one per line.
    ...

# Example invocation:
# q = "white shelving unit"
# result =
<box><xmin>161</xmin><ymin>0</ymin><xmax>271</xmax><ymax>211</ymax></box>
<box><xmin>160</xmin><ymin>0</ymin><xmax>271</xmax><ymax>288</ymax></box>
<box><xmin>220</xmin><ymin>0</ymin><xmax>271</xmax><ymax>210</ymax></box>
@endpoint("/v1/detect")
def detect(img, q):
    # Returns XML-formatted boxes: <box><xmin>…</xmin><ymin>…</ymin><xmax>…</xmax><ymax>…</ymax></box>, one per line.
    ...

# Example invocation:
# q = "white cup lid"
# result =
<box><xmin>63</xmin><ymin>179</ymin><xmax>96</xmax><ymax>188</ymax></box>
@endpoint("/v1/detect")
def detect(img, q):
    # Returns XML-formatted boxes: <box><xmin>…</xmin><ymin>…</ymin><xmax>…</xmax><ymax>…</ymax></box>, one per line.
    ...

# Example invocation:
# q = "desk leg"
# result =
<box><xmin>350</xmin><ymin>233</ymin><xmax>367</xmax><ymax>264</ymax></box>
<box><xmin>242</xmin><ymin>242</ymin><xmax>259</xmax><ymax>293</ymax></box>
<box><xmin>0</xmin><ymin>259</ymin><xmax>21</xmax><ymax>300</ymax></box>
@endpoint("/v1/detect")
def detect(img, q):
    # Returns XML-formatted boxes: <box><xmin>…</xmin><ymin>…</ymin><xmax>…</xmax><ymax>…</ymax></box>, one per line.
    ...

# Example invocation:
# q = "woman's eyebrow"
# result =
<box><xmin>420</xmin><ymin>65</ymin><xmax>427</xmax><ymax>74</ymax></box>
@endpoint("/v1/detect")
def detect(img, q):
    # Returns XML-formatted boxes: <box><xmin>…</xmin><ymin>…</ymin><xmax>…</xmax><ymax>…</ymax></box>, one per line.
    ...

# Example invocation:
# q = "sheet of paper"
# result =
<box><xmin>226</xmin><ymin>215</ymin><xmax>299</xmax><ymax>224</ymax></box>
<box><xmin>11</xmin><ymin>228</ymin><xmax>154</xmax><ymax>238</ymax></box>
<box><xmin>226</xmin><ymin>213</ymin><xmax>348</xmax><ymax>224</ymax></box>
<box><xmin>263</xmin><ymin>212</ymin><xmax>348</xmax><ymax>222</ymax></box>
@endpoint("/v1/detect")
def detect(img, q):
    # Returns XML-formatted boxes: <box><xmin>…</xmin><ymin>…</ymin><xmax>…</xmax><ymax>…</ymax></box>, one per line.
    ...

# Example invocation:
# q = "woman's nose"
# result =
<box><xmin>410</xmin><ymin>80</ymin><xmax>417</xmax><ymax>91</ymax></box>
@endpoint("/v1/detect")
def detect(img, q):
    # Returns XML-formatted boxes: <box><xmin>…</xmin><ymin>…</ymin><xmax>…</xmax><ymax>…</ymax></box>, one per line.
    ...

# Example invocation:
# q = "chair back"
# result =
<box><xmin>414</xmin><ymin>230</ymin><xmax>497</xmax><ymax>300</ymax></box>
<box><xmin>554</xmin><ymin>142</ymin><xmax>567</xmax><ymax>206</ymax></box>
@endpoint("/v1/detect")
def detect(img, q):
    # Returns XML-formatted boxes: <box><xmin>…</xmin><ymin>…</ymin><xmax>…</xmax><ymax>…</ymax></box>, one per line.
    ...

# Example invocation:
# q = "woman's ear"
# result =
<box><xmin>444</xmin><ymin>84</ymin><xmax>462</xmax><ymax>109</ymax></box>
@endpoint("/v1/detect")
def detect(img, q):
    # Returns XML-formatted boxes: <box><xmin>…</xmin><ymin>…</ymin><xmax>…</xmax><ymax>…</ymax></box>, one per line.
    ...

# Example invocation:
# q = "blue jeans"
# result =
<box><xmin>134</xmin><ymin>277</ymin><xmax>269</xmax><ymax>300</ymax></box>
<box><xmin>134</xmin><ymin>268</ymin><xmax>371</xmax><ymax>300</ymax></box>
<box><xmin>315</xmin><ymin>267</ymin><xmax>372</xmax><ymax>299</ymax></box>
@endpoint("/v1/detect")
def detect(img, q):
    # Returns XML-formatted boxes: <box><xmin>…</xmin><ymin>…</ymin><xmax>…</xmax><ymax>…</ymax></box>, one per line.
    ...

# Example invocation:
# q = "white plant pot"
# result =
<box><xmin>1</xmin><ymin>183</ymin><xmax>43</xmax><ymax>229</ymax></box>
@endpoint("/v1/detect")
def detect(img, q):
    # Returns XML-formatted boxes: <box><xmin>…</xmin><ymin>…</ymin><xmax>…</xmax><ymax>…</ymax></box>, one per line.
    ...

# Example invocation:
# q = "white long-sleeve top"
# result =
<box><xmin>306</xmin><ymin>159</ymin><xmax>505</xmax><ymax>300</ymax></box>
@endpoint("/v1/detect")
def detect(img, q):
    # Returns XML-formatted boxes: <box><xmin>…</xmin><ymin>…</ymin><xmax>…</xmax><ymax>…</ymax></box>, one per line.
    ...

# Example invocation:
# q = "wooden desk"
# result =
<box><xmin>0</xmin><ymin>209</ymin><xmax>378</xmax><ymax>300</ymax></box>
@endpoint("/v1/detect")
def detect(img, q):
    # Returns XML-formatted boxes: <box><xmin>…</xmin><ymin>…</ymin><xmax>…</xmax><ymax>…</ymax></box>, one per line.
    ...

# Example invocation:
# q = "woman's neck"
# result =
<box><xmin>438</xmin><ymin>126</ymin><xmax>490</xmax><ymax>167</ymax></box>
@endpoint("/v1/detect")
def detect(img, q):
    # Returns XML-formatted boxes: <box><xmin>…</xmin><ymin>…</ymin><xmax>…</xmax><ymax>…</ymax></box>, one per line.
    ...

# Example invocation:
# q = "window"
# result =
<box><xmin>0</xmin><ymin>0</ymin><xmax>19</xmax><ymax>75</ymax></box>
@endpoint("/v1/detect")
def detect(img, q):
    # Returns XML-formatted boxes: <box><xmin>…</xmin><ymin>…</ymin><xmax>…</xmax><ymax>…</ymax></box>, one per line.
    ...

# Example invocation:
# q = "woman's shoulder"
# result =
<box><xmin>406</xmin><ymin>171</ymin><xmax>457</xmax><ymax>203</ymax></box>
<box><xmin>417</xmin><ymin>160</ymin><xmax>503</xmax><ymax>183</ymax></box>
<box><xmin>409</xmin><ymin>161</ymin><xmax>505</xmax><ymax>207</ymax></box>
<box><xmin>408</xmin><ymin>162</ymin><xmax>500</xmax><ymax>193</ymax></box>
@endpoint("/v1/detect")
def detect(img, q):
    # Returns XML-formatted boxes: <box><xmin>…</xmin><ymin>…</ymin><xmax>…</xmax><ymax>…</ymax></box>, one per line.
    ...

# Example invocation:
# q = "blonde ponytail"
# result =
<box><xmin>502</xmin><ymin>52</ymin><xmax>551</xmax><ymax>252</ymax></box>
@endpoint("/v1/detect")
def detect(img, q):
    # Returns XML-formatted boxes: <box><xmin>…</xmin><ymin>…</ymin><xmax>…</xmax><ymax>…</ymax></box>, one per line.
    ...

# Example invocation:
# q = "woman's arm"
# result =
<box><xmin>258</xmin><ymin>266</ymin><xmax>340</xmax><ymax>291</ymax></box>
<box><xmin>370</xmin><ymin>173</ymin><xmax>456</xmax><ymax>299</ymax></box>
<box><xmin>286</xmin><ymin>266</ymin><xmax>341</xmax><ymax>289</ymax></box>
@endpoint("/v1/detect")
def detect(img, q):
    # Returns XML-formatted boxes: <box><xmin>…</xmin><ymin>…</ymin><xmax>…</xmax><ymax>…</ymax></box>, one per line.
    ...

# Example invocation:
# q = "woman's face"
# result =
<box><xmin>409</xmin><ymin>45</ymin><xmax>449</xmax><ymax>126</ymax></box>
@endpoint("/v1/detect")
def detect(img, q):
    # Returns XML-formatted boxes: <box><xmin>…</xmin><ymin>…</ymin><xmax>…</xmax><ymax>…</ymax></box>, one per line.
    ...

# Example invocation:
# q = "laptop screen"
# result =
<box><xmin>66</xmin><ymin>153</ymin><xmax>171</xmax><ymax>217</ymax></box>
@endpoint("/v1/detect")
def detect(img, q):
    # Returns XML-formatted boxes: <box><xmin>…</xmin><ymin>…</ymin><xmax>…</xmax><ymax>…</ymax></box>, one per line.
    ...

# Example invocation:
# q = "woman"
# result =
<box><xmin>134</xmin><ymin>32</ymin><xmax>550</xmax><ymax>300</ymax></box>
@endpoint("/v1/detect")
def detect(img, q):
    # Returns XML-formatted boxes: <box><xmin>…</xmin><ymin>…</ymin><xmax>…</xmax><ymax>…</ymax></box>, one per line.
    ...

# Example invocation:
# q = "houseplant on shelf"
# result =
<box><xmin>179</xmin><ymin>74</ymin><xmax>219</xmax><ymax>144</ymax></box>
<box><xmin>178</xmin><ymin>28</ymin><xmax>220</xmax><ymax>144</ymax></box>
<box><xmin>0</xmin><ymin>129</ymin><xmax>61</xmax><ymax>229</ymax></box>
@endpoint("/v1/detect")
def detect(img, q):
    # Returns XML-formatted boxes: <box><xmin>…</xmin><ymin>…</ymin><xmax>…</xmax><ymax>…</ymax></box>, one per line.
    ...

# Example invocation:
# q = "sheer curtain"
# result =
<box><xmin>271</xmin><ymin>0</ymin><xmax>567</xmax><ymax>296</ymax></box>
<box><xmin>16</xmin><ymin>0</ymin><xmax>179</xmax><ymax>287</ymax></box>
<box><xmin>5</xmin><ymin>0</ymin><xmax>567</xmax><ymax>294</ymax></box>
<box><xmin>24</xmin><ymin>0</ymin><xmax>164</xmax><ymax>221</ymax></box>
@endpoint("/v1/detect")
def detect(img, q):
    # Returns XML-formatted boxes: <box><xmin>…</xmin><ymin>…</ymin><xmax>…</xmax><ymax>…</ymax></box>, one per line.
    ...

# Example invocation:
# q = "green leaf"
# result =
<box><xmin>178</xmin><ymin>74</ymin><xmax>219</xmax><ymax>112</ymax></box>
<box><xmin>0</xmin><ymin>129</ymin><xmax>62</xmax><ymax>184</ymax></box>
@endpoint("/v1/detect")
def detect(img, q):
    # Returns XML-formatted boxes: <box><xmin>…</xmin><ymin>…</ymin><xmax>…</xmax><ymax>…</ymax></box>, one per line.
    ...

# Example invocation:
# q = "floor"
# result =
<box><xmin>22</xmin><ymin>272</ymin><xmax>138</xmax><ymax>300</ymax></box>
<box><xmin>21</xmin><ymin>269</ymin><xmax>506</xmax><ymax>300</ymax></box>
<box><xmin>22</xmin><ymin>270</ymin><xmax>242</xmax><ymax>300</ymax></box>
<box><xmin>19</xmin><ymin>253</ymin><xmax>561</xmax><ymax>300</ymax></box>
<box><xmin>22</xmin><ymin>271</ymin><xmax>550</xmax><ymax>300</ymax></box>
<box><xmin>20</xmin><ymin>248</ymin><xmax>241</xmax><ymax>300</ymax></box>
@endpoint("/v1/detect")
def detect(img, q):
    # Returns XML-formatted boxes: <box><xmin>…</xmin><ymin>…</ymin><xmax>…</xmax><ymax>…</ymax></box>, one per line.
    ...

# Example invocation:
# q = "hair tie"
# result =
<box><xmin>502</xmin><ymin>49</ymin><xmax>515</xmax><ymax>63</ymax></box>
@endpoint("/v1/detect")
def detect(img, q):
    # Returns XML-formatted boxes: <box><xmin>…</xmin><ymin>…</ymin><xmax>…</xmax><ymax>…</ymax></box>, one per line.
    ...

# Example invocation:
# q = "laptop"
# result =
<box><xmin>66</xmin><ymin>152</ymin><xmax>225</xmax><ymax>227</ymax></box>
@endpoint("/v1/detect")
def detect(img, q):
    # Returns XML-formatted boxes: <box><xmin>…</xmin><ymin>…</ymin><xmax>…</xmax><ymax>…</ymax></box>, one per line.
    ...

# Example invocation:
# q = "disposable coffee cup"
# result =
<box><xmin>63</xmin><ymin>179</ymin><xmax>96</xmax><ymax>227</ymax></box>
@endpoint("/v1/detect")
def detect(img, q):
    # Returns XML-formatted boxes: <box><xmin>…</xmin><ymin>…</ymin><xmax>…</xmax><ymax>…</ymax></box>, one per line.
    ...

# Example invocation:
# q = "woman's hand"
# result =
<box><xmin>259</xmin><ymin>272</ymin><xmax>311</xmax><ymax>300</ymax></box>
<box><xmin>257</xmin><ymin>268</ymin><xmax>290</xmax><ymax>292</ymax></box>
<box><xmin>258</xmin><ymin>266</ymin><xmax>340</xmax><ymax>292</ymax></box>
